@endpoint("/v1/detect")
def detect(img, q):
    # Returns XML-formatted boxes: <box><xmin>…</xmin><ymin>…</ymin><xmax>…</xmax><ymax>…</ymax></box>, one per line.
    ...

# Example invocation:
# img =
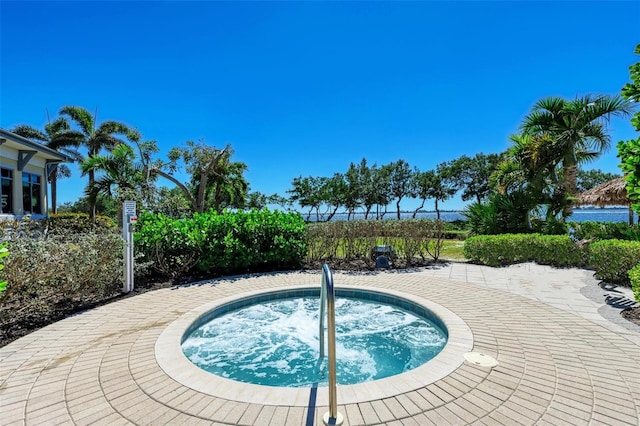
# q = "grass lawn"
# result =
<box><xmin>439</xmin><ymin>239</ymin><xmax>466</xmax><ymax>261</ymax></box>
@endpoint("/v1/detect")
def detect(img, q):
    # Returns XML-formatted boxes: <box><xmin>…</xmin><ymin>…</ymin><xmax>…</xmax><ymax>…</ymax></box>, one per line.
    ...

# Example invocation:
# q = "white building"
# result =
<box><xmin>0</xmin><ymin>128</ymin><xmax>72</xmax><ymax>218</ymax></box>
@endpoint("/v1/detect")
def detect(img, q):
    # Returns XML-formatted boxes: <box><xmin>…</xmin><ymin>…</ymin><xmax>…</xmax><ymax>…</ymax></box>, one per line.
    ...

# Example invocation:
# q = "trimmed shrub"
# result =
<box><xmin>134</xmin><ymin>212</ymin><xmax>202</xmax><ymax>278</ymax></box>
<box><xmin>589</xmin><ymin>239</ymin><xmax>640</xmax><ymax>286</ymax></box>
<box><xmin>630</xmin><ymin>263</ymin><xmax>640</xmax><ymax>303</ymax></box>
<box><xmin>135</xmin><ymin>209</ymin><xmax>307</xmax><ymax>278</ymax></box>
<box><xmin>0</xmin><ymin>233</ymin><xmax>123</xmax><ymax>307</ymax></box>
<box><xmin>463</xmin><ymin>234</ymin><xmax>587</xmax><ymax>267</ymax></box>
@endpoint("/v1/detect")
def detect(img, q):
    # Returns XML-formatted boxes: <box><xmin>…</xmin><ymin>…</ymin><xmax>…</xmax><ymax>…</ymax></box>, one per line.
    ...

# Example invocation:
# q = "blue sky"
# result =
<box><xmin>1</xmin><ymin>1</ymin><xmax>639</xmax><ymax>212</ymax></box>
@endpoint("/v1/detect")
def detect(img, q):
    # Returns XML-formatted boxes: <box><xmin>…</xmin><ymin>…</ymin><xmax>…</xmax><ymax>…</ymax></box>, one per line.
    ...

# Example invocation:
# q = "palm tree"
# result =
<box><xmin>81</xmin><ymin>143</ymin><xmax>145</xmax><ymax>225</ymax></box>
<box><xmin>521</xmin><ymin>94</ymin><xmax>634</xmax><ymax>216</ymax></box>
<box><xmin>81</xmin><ymin>143</ymin><xmax>143</xmax><ymax>202</ymax></box>
<box><xmin>12</xmin><ymin>117</ymin><xmax>84</xmax><ymax>214</ymax></box>
<box><xmin>59</xmin><ymin>106</ymin><xmax>139</xmax><ymax>220</ymax></box>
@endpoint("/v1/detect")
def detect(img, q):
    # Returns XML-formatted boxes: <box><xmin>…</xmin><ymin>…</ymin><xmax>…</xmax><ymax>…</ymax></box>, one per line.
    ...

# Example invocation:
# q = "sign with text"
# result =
<box><xmin>123</xmin><ymin>200</ymin><xmax>136</xmax><ymax>216</ymax></box>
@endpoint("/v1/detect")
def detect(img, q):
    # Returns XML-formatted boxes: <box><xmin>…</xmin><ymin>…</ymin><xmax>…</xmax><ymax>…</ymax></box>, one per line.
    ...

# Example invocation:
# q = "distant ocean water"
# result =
<box><xmin>305</xmin><ymin>207</ymin><xmax>638</xmax><ymax>224</ymax></box>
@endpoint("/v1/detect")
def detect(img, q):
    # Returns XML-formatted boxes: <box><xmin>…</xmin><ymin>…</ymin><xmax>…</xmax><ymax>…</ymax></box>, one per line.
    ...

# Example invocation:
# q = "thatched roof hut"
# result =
<box><xmin>576</xmin><ymin>177</ymin><xmax>634</xmax><ymax>224</ymax></box>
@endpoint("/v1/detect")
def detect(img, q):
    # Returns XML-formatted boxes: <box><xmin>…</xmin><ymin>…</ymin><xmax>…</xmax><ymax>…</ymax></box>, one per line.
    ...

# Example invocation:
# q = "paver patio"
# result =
<box><xmin>1</xmin><ymin>262</ymin><xmax>639</xmax><ymax>425</ymax></box>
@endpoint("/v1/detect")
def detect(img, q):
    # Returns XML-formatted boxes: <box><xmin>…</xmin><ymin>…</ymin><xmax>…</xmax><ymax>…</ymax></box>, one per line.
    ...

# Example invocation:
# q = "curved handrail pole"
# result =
<box><xmin>322</xmin><ymin>264</ymin><xmax>343</xmax><ymax>425</ymax></box>
<box><xmin>319</xmin><ymin>273</ymin><xmax>326</xmax><ymax>360</ymax></box>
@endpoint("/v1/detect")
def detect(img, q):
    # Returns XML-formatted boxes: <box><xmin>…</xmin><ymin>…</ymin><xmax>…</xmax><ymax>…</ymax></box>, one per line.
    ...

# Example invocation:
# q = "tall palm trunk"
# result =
<box><xmin>88</xmin><ymin>168</ymin><xmax>96</xmax><ymax>221</ymax></box>
<box><xmin>562</xmin><ymin>162</ymin><xmax>578</xmax><ymax>218</ymax></box>
<box><xmin>49</xmin><ymin>165</ymin><xmax>58</xmax><ymax>215</ymax></box>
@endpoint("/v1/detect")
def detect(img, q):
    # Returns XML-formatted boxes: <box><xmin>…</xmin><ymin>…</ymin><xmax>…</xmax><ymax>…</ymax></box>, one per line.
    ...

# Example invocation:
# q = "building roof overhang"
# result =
<box><xmin>0</xmin><ymin>128</ymin><xmax>74</xmax><ymax>163</ymax></box>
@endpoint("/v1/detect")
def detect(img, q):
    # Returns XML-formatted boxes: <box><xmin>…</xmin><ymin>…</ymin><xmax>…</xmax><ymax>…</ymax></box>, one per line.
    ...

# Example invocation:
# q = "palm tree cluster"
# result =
<box><xmin>476</xmin><ymin>94</ymin><xmax>634</xmax><ymax>233</ymax></box>
<box><xmin>13</xmin><ymin>107</ymin><xmax>139</xmax><ymax>219</ymax></box>
<box><xmin>12</xmin><ymin>106</ymin><xmax>259</xmax><ymax>220</ymax></box>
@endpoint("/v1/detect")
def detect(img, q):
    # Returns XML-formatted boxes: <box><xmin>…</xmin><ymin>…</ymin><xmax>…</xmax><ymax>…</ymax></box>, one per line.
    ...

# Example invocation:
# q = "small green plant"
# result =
<box><xmin>630</xmin><ymin>263</ymin><xmax>640</xmax><ymax>303</ymax></box>
<box><xmin>0</xmin><ymin>243</ymin><xmax>9</xmax><ymax>298</ymax></box>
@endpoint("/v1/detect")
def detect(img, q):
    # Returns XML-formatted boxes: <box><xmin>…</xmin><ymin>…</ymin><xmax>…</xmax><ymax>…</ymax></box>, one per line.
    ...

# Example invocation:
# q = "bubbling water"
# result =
<box><xmin>182</xmin><ymin>296</ymin><xmax>446</xmax><ymax>387</ymax></box>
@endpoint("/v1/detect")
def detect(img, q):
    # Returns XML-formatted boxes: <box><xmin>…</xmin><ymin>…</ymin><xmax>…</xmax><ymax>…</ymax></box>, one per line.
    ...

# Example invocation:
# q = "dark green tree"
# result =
<box><xmin>373</xmin><ymin>164</ymin><xmax>393</xmax><ymax>219</ymax></box>
<box><xmin>321</xmin><ymin>173</ymin><xmax>347</xmax><ymax>221</ymax></box>
<box><xmin>430</xmin><ymin>163</ymin><xmax>458</xmax><ymax>219</ymax></box>
<box><xmin>288</xmin><ymin>176</ymin><xmax>325</xmax><ymax>221</ymax></box>
<box><xmin>446</xmin><ymin>153</ymin><xmax>504</xmax><ymax>203</ymax></box>
<box><xmin>266</xmin><ymin>193</ymin><xmax>294</xmax><ymax>211</ymax></box>
<box><xmin>146</xmin><ymin>186</ymin><xmax>192</xmax><ymax>218</ymax></box>
<box><xmin>245</xmin><ymin>191</ymin><xmax>268</xmax><ymax>210</ymax></box>
<box><xmin>576</xmin><ymin>169</ymin><xmax>621</xmax><ymax>192</ymax></box>
<box><xmin>147</xmin><ymin>141</ymin><xmax>248</xmax><ymax>213</ymax></box>
<box><xmin>387</xmin><ymin>159</ymin><xmax>413</xmax><ymax>219</ymax></box>
<box><xmin>357</xmin><ymin>159</ymin><xmax>382</xmax><ymax>219</ymax></box>
<box><xmin>410</xmin><ymin>169</ymin><xmax>436</xmax><ymax>218</ymax></box>
<box><xmin>344</xmin><ymin>161</ymin><xmax>364</xmax><ymax>219</ymax></box>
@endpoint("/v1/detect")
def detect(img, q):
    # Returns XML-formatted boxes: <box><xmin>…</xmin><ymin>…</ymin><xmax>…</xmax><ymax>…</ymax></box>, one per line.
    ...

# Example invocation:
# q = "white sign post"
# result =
<box><xmin>122</xmin><ymin>200</ymin><xmax>137</xmax><ymax>293</ymax></box>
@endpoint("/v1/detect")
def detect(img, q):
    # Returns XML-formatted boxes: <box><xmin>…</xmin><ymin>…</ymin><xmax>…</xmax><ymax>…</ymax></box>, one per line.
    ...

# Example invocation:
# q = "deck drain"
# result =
<box><xmin>464</xmin><ymin>352</ymin><xmax>498</xmax><ymax>368</ymax></box>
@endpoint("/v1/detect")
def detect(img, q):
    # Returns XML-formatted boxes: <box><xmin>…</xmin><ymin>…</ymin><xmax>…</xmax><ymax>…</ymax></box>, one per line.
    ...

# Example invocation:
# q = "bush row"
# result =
<box><xmin>305</xmin><ymin>219</ymin><xmax>445</xmax><ymax>266</ymax></box>
<box><xmin>0</xmin><ymin>233</ymin><xmax>124</xmax><ymax>316</ymax></box>
<box><xmin>589</xmin><ymin>240</ymin><xmax>640</xmax><ymax>286</ymax></box>
<box><xmin>463</xmin><ymin>234</ymin><xmax>588</xmax><ymax>267</ymax></box>
<box><xmin>0</xmin><ymin>213</ymin><xmax>115</xmax><ymax>241</ymax></box>
<box><xmin>464</xmin><ymin>233</ymin><xmax>640</xmax><ymax>287</ymax></box>
<box><xmin>568</xmin><ymin>221</ymin><xmax>640</xmax><ymax>242</ymax></box>
<box><xmin>134</xmin><ymin>209</ymin><xmax>307</xmax><ymax>278</ymax></box>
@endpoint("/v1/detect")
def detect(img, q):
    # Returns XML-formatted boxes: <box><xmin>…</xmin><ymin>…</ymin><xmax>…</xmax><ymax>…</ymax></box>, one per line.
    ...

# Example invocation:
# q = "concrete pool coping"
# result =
<box><xmin>155</xmin><ymin>285</ymin><xmax>474</xmax><ymax>406</ymax></box>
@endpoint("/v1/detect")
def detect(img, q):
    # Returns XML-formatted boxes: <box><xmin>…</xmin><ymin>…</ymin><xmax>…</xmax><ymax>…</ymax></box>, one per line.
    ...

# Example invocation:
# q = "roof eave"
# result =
<box><xmin>0</xmin><ymin>128</ymin><xmax>74</xmax><ymax>163</ymax></box>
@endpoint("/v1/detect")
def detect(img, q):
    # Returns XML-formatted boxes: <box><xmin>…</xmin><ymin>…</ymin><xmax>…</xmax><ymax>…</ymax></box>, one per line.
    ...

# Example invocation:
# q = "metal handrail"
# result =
<box><xmin>319</xmin><ymin>268</ymin><xmax>327</xmax><ymax>360</ymax></box>
<box><xmin>320</xmin><ymin>264</ymin><xmax>342</xmax><ymax>425</ymax></box>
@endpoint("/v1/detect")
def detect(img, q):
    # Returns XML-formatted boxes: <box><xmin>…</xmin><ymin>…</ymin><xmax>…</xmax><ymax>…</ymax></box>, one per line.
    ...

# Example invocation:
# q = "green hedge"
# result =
<box><xmin>568</xmin><ymin>221</ymin><xmax>640</xmax><ymax>241</ymax></box>
<box><xmin>589</xmin><ymin>239</ymin><xmax>640</xmax><ymax>286</ymax></box>
<box><xmin>135</xmin><ymin>209</ymin><xmax>307</xmax><ymax>278</ymax></box>
<box><xmin>630</xmin><ymin>263</ymin><xmax>640</xmax><ymax>303</ymax></box>
<box><xmin>463</xmin><ymin>234</ymin><xmax>587</xmax><ymax>267</ymax></box>
<box><xmin>464</xmin><ymin>234</ymin><xmax>640</xmax><ymax>287</ymax></box>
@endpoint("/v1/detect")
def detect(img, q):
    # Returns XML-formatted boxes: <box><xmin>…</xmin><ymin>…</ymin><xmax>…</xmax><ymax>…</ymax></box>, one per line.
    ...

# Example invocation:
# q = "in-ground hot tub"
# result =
<box><xmin>156</xmin><ymin>285</ymin><xmax>473</xmax><ymax>406</ymax></box>
<box><xmin>181</xmin><ymin>288</ymin><xmax>448</xmax><ymax>387</ymax></box>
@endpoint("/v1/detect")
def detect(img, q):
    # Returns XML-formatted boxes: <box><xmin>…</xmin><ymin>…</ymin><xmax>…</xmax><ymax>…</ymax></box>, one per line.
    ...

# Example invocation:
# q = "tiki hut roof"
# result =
<box><xmin>576</xmin><ymin>177</ymin><xmax>629</xmax><ymax>207</ymax></box>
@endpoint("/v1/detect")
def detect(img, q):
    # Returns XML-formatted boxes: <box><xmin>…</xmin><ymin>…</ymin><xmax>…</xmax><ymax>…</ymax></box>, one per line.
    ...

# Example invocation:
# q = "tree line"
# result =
<box><xmin>11</xmin><ymin>43</ymin><xmax>639</xmax><ymax>225</ymax></box>
<box><xmin>11</xmin><ymin>107</ymin><xmax>624</xmax><ymax>223</ymax></box>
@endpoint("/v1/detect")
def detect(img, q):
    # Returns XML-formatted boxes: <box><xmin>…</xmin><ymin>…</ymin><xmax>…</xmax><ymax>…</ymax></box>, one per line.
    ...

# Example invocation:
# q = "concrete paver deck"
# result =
<box><xmin>1</xmin><ymin>262</ymin><xmax>639</xmax><ymax>425</ymax></box>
